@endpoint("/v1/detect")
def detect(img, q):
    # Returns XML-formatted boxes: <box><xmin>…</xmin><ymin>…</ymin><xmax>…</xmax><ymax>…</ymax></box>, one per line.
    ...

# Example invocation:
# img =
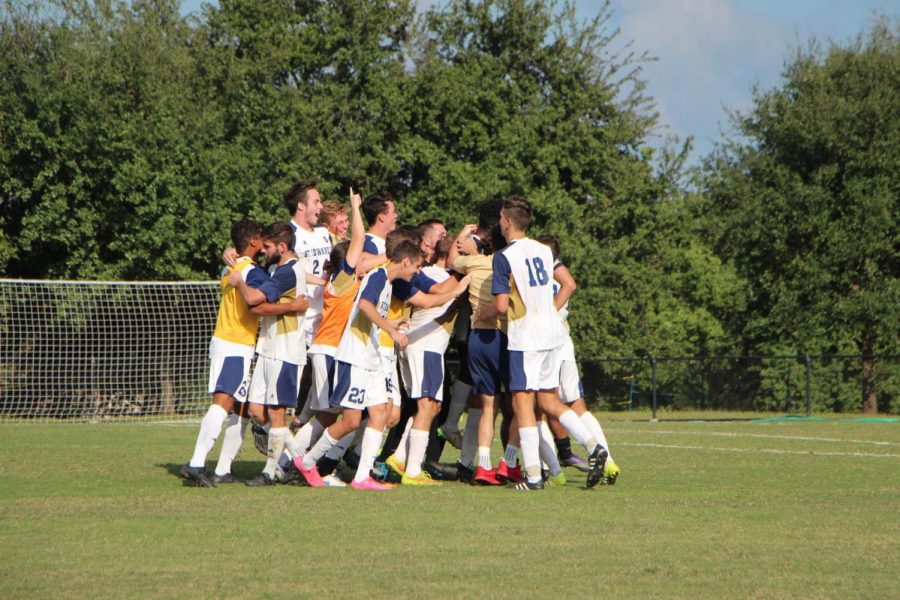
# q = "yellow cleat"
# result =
<box><xmin>603</xmin><ymin>458</ymin><xmax>620</xmax><ymax>485</ymax></box>
<box><xmin>385</xmin><ymin>455</ymin><xmax>406</xmax><ymax>476</ymax></box>
<box><xmin>401</xmin><ymin>471</ymin><xmax>441</xmax><ymax>486</ymax></box>
<box><xmin>547</xmin><ymin>472</ymin><xmax>567</xmax><ymax>487</ymax></box>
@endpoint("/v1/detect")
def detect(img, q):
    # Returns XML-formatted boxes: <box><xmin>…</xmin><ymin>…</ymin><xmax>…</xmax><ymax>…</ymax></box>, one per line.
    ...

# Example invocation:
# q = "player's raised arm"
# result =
<box><xmin>448</xmin><ymin>224</ymin><xmax>477</xmax><ymax>270</ymax></box>
<box><xmin>345</xmin><ymin>187</ymin><xmax>365</xmax><ymax>270</ymax></box>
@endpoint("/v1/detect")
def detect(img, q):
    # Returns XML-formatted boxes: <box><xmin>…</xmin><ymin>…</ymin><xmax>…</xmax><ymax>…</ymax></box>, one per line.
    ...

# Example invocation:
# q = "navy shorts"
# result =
<box><xmin>467</xmin><ymin>329</ymin><xmax>509</xmax><ymax>396</ymax></box>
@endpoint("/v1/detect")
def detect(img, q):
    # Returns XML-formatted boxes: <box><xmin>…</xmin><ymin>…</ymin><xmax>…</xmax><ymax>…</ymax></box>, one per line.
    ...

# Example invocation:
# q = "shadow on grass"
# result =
<box><xmin>156</xmin><ymin>460</ymin><xmax>266</xmax><ymax>486</ymax></box>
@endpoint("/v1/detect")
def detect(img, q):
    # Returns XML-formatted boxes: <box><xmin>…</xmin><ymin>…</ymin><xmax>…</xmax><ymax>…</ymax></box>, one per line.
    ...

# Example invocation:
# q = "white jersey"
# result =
<box><xmin>364</xmin><ymin>233</ymin><xmax>386</xmax><ymax>255</ymax></box>
<box><xmin>335</xmin><ymin>266</ymin><xmax>392</xmax><ymax>370</ymax></box>
<box><xmin>491</xmin><ymin>237</ymin><xmax>565</xmax><ymax>351</ymax></box>
<box><xmin>406</xmin><ymin>265</ymin><xmax>457</xmax><ymax>353</ymax></box>
<box><xmin>255</xmin><ymin>259</ymin><xmax>307</xmax><ymax>366</ymax></box>
<box><xmin>291</xmin><ymin>221</ymin><xmax>333</xmax><ymax>343</ymax></box>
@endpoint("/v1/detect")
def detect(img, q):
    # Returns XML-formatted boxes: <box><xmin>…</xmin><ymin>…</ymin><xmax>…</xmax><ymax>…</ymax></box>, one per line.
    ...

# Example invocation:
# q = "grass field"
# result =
<box><xmin>1</xmin><ymin>413</ymin><xmax>898</xmax><ymax>599</ymax></box>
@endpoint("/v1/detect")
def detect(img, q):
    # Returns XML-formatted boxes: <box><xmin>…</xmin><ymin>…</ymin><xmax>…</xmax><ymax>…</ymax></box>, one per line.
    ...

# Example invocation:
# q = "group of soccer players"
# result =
<box><xmin>181</xmin><ymin>179</ymin><xmax>620</xmax><ymax>491</ymax></box>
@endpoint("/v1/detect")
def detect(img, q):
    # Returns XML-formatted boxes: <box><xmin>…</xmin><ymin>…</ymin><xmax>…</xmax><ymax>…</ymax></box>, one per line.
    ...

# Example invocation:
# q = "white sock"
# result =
<box><xmin>302</xmin><ymin>430</ymin><xmax>338</xmax><ymax>470</ymax></box>
<box><xmin>538</xmin><ymin>422</ymin><xmax>562</xmax><ymax>476</ymax></box>
<box><xmin>293</xmin><ymin>420</ymin><xmax>324</xmax><ymax>454</ymax></box>
<box><xmin>558</xmin><ymin>409</ymin><xmax>598</xmax><ymax>453</ymax></box>
<box><xmin>325</xmin><ymin>430</ymin><xmax>357</xmax><ymax>460</ymax></box>
<box><xmin>478</xmin><ymin>446</ymin><xmax>492</xmax><ymax>470</ymax></box>
<box><xmin>214</xmin><ymin>414</ymin><xmax>248</xmax><ymax>476</ymax></box>
<box><xmin>459</xmin><ymin>408</ymin><xmax>481</xmax><ymax>467</ymax></box>
<box><xmin>189</xmin><ymin>404</ymin><xmax>228</xmax><ymax>468</ymax></box>
<box><xmin>519</xmin><ymin>426</ymin><xmax>541</xmax><ymax>483</ymax></box>
<box><xmin>404</xmin><ymin>429</ymin><xmax>431</xmax><ymax>478</ymax></box>
<box><xmin>393</xmin><ymin>417</ymin><xmax>413</xmax><ymax>464</ymax></box>
<box><xmin>580</xmin><ymin>412</ymin><xmax>611</xmax><ymax>459</ymax></box>
<box><xmin>504</xmin><ymin>444</ymin><xmax>519</xmax><ymax>468</ymax></box>
<box><xmin>354</xmin><ymin>427</ymin><xmax>384</xmax><ymax>482</ymax></box>
<box><xmin>264</xmin><ymin>427</ymin><xmax>287</xmax><ymax>478</ymax></box>
<box><xmin>443</xmin><ymin>380</ymin><xmax>471</xmax><ymax>433</ymax></box>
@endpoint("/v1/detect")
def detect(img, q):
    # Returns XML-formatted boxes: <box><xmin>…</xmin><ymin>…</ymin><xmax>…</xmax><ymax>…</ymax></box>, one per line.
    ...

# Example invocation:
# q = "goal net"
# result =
<box><xmin>0</xmin><ymin>279</ymin><xmax>220</xmax><ymax>422</ymax></box>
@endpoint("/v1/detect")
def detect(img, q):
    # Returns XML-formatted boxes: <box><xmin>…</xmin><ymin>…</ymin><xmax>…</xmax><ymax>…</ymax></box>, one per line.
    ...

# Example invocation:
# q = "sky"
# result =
<box><xmin>180</xmin><ymin>0</ymin><xmax>895</xmax><ymax>163</ymax></box>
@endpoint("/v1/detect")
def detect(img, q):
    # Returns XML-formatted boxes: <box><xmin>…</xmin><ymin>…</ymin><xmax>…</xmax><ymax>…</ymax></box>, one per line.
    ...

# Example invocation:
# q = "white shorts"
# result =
<box><xmin>247</xmin><ymin>356</ymin><xmax>301</xmax><ymax>408</ymax></box>
<box><xmin>559</xmin><ymin>359</ymin><xmax>584</xmax><ymax>403</ymax></box>
<box><xmin>560</xmin><ymin>333</ymin><xmax>576</xmax><ymax>362</ymax></box>
<box><xmin>307</xmin><ymin>353</ymin><xmax>339</xmax><ymax>413</ymax></box>
<box><xmin>380</xmin><ymin>352</ymin><xmax>401</xmax><ymax>408</ymax></box>
<box><xmin>208</xmin><ymin>338</ymin><xmax>254</xmax><ymax>402</ymax></box>
<box><xmin>400</xmin><ymin>349</ymin><xmax>445</xmax><ymax>401</ymax></box>
<box><xmin>331</xmin><ymin>361</ymin><xmax>388</xmax><ymax>410</ymax></box>
<box><xmin>508</xmin><ymin>346</ymin><xmax>562</xmax><ymax>392</ymax></box>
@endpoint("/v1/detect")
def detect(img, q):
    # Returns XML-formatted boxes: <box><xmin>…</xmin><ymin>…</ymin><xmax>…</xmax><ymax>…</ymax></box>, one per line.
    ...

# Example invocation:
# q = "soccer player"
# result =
<box><xmin>295</xmin><ymin>241</ymin><xmax>425</xmax><ymax>490</ymax></box>
<box><xmin>491</xmin><ymin>196</ymin><xmax>608</xmax><ymax>490</ymax></box>
<box><xmin>358</xmin><ymin>191</ymin><xmax>398</xmax><ymax>268</ymax></box>
<box><xmin>181</xmin><ymin>219</ymin><xmax>305</xmax><ymax>488</ymax></box>
<box><xmin>320</xmin><ymin>199</ymin><xmax>350</xmax><ymax>243</ymax></box>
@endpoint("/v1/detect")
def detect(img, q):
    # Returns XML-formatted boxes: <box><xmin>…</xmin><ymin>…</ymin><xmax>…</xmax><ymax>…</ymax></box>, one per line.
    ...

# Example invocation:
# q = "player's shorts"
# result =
<box><xmin>560</xmin><ymin>332</ymin><xmax>577</xmax><ymax>362</ymax></box>
<box><xmin>247</xmin><ymin>356</ymin><xmax>301</xmax><ymax>407</ymax></box>
<box><xmin>508</xmin><ymin>346</ymin><xmax>562</xmax><ymax>392</ymax></box>
<box><xmin>400</xmin><ymin>349</ymin><xmax>445</xmax><ymax>401</ymax></box>
<box><xmin>559</xmin><ymin>359</ymin><xmax>585</xmax><ymax>403</ymax></box>
<box><xmin>467</xmin><ymin>328</ymin><xmax>508</xmax><ymax>396</ymax></box>
<box><xmin>380</xmin><ymin>352</ymin><xmax>401</xmax><ymax>408</ymax></box>
<box><xmin>208</xmin><ymin>338</ymin><xmax>254</xmax><ymax>402</ymax></box>
<box><xmin>330</xmin><ymin>360</ymin><xmax>388</xmax><ymax>410</ymax></box>
<box><xmin>306</xmin><ymin>352</ymin><xmax>339</xmax><ymax>414</ymax></box>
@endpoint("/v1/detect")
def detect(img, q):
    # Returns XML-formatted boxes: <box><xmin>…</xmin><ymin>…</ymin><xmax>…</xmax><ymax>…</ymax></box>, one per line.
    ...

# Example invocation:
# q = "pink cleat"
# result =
<box><xmin>350</xmin><ymin>476</ymin><xmax>394</xmax><ymax>491</ymax></box>
<box><xmin>293</xmin><ymin>456</ymin><xmax>324</xmax><ymax>488</ymax></box>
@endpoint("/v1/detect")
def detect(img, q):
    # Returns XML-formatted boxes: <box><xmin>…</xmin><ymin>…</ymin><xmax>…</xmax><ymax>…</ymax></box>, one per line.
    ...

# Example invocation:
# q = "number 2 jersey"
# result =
<box><xmin>291</xmin><ymin>222</ymin><xmax>333</xmax><ymax>344</ymax></box>
<box><xmin>491</xmin><ymin>237</ymin><xmax>565</xmax><ymax>352</ymax></box>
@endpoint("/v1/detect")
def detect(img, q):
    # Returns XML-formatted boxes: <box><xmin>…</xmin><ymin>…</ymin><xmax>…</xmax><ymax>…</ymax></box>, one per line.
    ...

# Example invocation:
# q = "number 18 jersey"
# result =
<box><xmin>491</xmin><ymin>238</ymin><xmax>564</xmax><ymax>352</ymax></box>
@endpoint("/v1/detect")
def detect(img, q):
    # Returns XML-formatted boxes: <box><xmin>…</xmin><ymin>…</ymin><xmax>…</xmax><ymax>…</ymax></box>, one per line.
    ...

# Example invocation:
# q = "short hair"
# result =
<box><xmin>231</xmin><ymin>219</ymin><xmax>263</xmax><ymax>253</ymax></box>
<box><xmin>283</xmin><ymin>179</ymin><xmax>318</xmax><ymax>216</ymax></box>
<box><xmin>536</xmin><ymin>235</ymin><xmax>560</xmax><ymax>260</ymax></box>
<box><xmin>262</xmin><ymin>222</ymin><xmax>296</xmax><ymax>250</ymax></box>
<box><xmin>362</xmin><ymin>191</ymin><xmax>392</xmax><ymax>226</ymax></box>
<box><xmin>418</xmin><ymin>219</ymin><xmax>444</xmax><ymax>234</ymax></box>
<box><xmin>502</xmin><ymin>195</ymin><xmax>532</xmax><ymax>230</ymax></box>
<box><xmin>478</xmin><ymin>199</ymin><xmax>503</xmax><ymax>230</ymax></box>
<box><xmin>321</xmin><ymin>200</ymin><xmax>348</xmax><ymax>227</ymax></box>
<box><xmin>390</xmin><ymin>240</ymin><xmax>425</xmax><ymax>264</ymax></box>
<box><xmin>434</xmin><ymin>235</ymin><xmax>453</xmax><ymax>262</ymax></box>
<box><xmin>385</xmin><ymin>225</ymin><xmax>422</xmax><ymax>258</ymax></box>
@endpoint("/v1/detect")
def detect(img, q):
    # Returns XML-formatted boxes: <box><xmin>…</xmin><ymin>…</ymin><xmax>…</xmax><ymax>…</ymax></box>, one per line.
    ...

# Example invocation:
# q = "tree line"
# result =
<box><xmin>1</xmin><ymin>1</ymin><xmax>897</xmax><ymax>412</ymax></box>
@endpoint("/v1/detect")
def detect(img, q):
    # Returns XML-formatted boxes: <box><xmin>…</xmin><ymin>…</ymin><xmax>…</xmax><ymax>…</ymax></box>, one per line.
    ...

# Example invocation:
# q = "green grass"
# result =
<box><xmin>1</xmin><ymin>416</ymin><xmax>898</xmax><ymax>598</ymax></box>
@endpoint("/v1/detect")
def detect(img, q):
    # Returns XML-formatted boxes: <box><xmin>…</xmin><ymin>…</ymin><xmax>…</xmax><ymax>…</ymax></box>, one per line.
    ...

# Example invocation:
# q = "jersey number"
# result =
<box><xmin>312</xmin><ymin>259</ymin><xmax>321</xmax><ymax>275</ymax></box>
<box><xmin>525</xmin><ymin>257</ymin><xmax>549</xmax><ymax>287</ymax></box>
<box><xmin>348</xmin><ymin>387</ymin><xmax>366</xmax><ymax>404</ymax></box>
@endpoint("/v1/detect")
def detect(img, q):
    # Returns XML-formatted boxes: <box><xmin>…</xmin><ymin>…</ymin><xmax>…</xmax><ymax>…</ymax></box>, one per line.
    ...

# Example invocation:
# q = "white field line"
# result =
<box><xmin>618</xmin><ymin>442</ymin><xmax>900</xmax><ymax>459</ymax></box>
<box><xmin>610</xmin><ymin>428</ymin><xmax>898</xmax><ymax>447</ymax></box>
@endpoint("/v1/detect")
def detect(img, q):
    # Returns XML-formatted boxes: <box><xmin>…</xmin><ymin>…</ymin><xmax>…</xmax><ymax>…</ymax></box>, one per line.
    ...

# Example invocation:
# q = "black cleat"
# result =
<box><xmin>210</xmin><ymin>472</ymin><xmax>244</xmax><ymax>485</ymax></box>
<box><xmin>508</xmin><ymin>479</ymin><xmax>545</xmax><ymax>491</ymax></box>
<box><xmin>277</xmin><ymin>463</ymin><xmax>303</xmax><ymax>485</ymax></box>
<box><xmin>317</xmin><ymin>456</ymin><xmax>340</xmax><ymax>476</ymax></box>
<box><xmin>423</xmin><ymin>460</ymin><xmax>459</xmax><ymax>481</ymax></box>
<box><xmin>180</xmin><ymin>464</ymin><xmax>216</xmax><ymax>488</ymax></box>
<box><xmin>586</xmin><ymin>446</ymin><xmax>609</xmax><ymax>489</ymax></box>
<box><xmin>251</xmin><ymin>423</ymin><xmax>269</xmax><ymax>456</ymax></box>
<box><xmin>456</xmin><ymin>462</ymin><xmax>475</xmax><ymax>485</ymax></box>
<box><xmin>245</xmin><ymin>473</ymin><xmax>275</xmax><ymax>487</ymax></box>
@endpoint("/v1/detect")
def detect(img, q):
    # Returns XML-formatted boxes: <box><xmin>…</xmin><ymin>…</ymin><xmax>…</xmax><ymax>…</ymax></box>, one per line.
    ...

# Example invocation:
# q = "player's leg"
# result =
<box><xmin>212</xmin><ymin>400</ymin><xmax>250</xmax><ymax>483</ymax></box>
<box><xmin>349</xmin><ymin>368</ymin><xmax>394</xmax><ymax>490</ymax></box>
<box><xmin>400</xmin><ymin>350</ymin><xmax>444</xmax><ymax>484</ymax></box>
<box><xmin>439</xmin><ymin>339</ymin><xmax>472</xmax><ymax>448</ymax></box>
<box><xmin>538</xmin><ymin>418</ymin><xmax>565</xmax><ymax>486</ymax></box>
<box><xmin>568</xmin><ymin>397</ymin><xmax>619</xmax><ymax>484</ymax></box>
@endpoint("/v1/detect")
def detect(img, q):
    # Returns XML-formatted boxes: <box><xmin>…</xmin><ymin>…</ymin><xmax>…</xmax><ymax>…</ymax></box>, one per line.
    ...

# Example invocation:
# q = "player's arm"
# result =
<box><xmin>407</xmin><ymin>275</ymin><xmax>471</xmax><ymax>308</ymax></box>
<box><xmin>356</xmin><ymin>252</ymin><xmax>386</xmax><ymax>275</ymax></box>
<box><xmin>344</xmin><ymin>188</ymin><xmax>365</xmax><ymax>269</ymax></box>
<box><xmin>448</xmin><ymin>224</ymin><xmax>477</xmax><ymax>269</ymax></box>
<box><xmin>229</xmin><ymin>263</ymin><xmax>297</xmax><ymax>307</ymax></box>
<box><xmin>358</xmin><ymin>299</ymin><xmax>408</xmax><ymax>349</ymax></box>
<box><xmin>553</xmin><ymin>263</ymin><xmax>576</xmax><ymax>311</ymax></box>
<box><xmin>249</xmin><ymin>295</ymin><xmax>309</xmax><ymax>316</ymax></box>
<box><xmin>491</xmin><ymin>251</ymin><xmax>512</xmax><ymax>315</ymax></box>
<box><xmin>222</xmin><ymin>247</ymin><xmax>238</xmax><ymax>268</ymax></box>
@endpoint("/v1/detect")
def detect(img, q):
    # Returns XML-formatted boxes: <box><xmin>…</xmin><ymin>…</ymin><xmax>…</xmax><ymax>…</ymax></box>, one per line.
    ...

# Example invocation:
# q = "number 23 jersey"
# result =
<box><xmin>491</xmin><ymin>238</ymin><xmax>564</xmax><ymax>352</ymax></box>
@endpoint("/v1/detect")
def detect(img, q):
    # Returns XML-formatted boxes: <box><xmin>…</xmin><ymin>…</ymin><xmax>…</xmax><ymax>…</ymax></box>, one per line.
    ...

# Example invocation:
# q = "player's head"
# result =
<box><xmin>536</xmin><ymin>235</ymin><xmax>560</xmax><ymax>260</ymax></box>
<box><xmin>433</xmin><ymin>234</ymin><xmax>453</xmax><ymax>263</ymax></box>
<box><xmin>362</xmin><ymin>191</ymin><xmax>398</xmax><ymax>233</ymax></box>
<box><xmin>231</xmin><ymin>218</ymin><xmax>264</xmax><ymax>256</ymax></box>
<box><xmin>418</xmin><ymin>219</ymin><xmax>446</xmax><ymax>262</ymax></box>
<box><xmin>283</xmin><ymin>179</ymin><xmax>322</xmax><ymax>228</ymax></box>
<box><xmin>478</xmin><ymin>199</ymin><xmax>503</xmax><ymax>231</ymax></box>
<box><xmin>385</xmin><ymin>225</ymin><xmax>422</xmax><ymax>258</ymax></box>
<box><xmin>325</xmin><ymin>240</ymin><xmax>350</xmax><ymax>277</ymax></box>
<box><xmin>499</xmin><ymin>195</ymin><xmax>532</xmax><ymax>237</ymax></box>
<box><xmin>321</xmin><ymin>199</ymin><xmax>349</xmax><ymax>239</ymax></box>
<box><xmin>389</xmin><ymin>240</ymin><xmax>425</xmax><ymax>282</ymax></box>
<box><xmin>261</xmin><ymin>222</ymin><xmax>296</xmax><ymax>267</ymax></box>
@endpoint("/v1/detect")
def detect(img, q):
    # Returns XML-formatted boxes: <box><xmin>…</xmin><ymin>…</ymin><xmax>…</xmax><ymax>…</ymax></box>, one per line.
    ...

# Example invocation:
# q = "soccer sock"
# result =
<box><xmin>538</xmin><ymin>422</ymin><xmax>562</xmax><ymax>476</ymax></box>
<box><xmin>404</xmin><ymin>429</ymin><xmax>431</xmax><ymax>478</ymax></box>
<box><xmin>459</xmin><ymin>407</ymin><xmax>481</xmax><ymax>468</ymax></box>
<box><xmin>554</xmin><ymin>435</ymin><xmax>574</xmax><ymax>460</ymax></box>
<box><xmin>354</xmin><ymin>426</ymin><xmax>384</xmax><ymax>483</ymax></box>
<box><xmin>580</xmin><ymin>412</ymin><xmax>612</xmax><ymax>459</ymax></box>
<box><xmin>282</xmin><ymin>427</ymin><xmax>301</xmax><ymax>459</ymax></box>
<box><xmin>558</xmin><ymin>409</ymin><xmax>598</xmax><ymax>454</ymax></box>
<box><xmin>504</xmin><ymin>444</ymin><xmax>519</xmax><ymax>468</ymax></box>
<box><xmin>442</xmin><ymin>380</ymin><xmax>472</xmax><ymax>434</ymax></box>
<box><xmin>214</xmin><ymin>414</ymin><xmax>248</xmax><ymax>476</ymax></box>
<box><xmin>263</xmin><ymin>427</ymin><xmax>287</xmax><ymax>478</ymax></box>
<box><xmin>293</xmin><ymin>419</ymin><xmax>324</xmax><ymax>454</ymax></box>
<box><xmin>325</xmin><ymin>430</ymin><xmax>357</xmax><ymax>460</ymax></box>
<box><xmin>302</xmin><ymin>430</ymin><xmax>338</xmax><ymax>470</ymax></box>
<box><xmin>519</xmin><ymin>426</ymin><xmax>541</xmax><ymax>483</ymax></box>
<box><xmin>189</xmin><ymin>404</ymin><xmax>228</xmax><ymax>468</ymax></box>
<box><xmin>478</xmin><ymin>447</ymin><xmax>493</xmax><ymax>470</ymax></box>
<box><xmin>393</xmin><ymin>417</ymin><xmax>413</xmax><ymax>464</ymax></box>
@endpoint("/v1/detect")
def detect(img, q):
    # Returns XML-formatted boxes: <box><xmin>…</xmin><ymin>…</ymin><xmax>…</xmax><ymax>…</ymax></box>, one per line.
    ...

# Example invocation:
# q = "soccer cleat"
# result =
<box><xmin>180</xmin><ymin>464</ymin><xmax>216</xmax><ymax>488</ymax></box>
<box><xmin>508</xmin><ymin>479</ymin><xmax>545</xmax><ymax>491</ymax></box>
<box><xmin>276</xmin><ymin>463</ymin><xmax>302</xmax><ymax>485</ymax></box>
<box><xmin>322</xmin><ymin>473</ymin><xmax>348</xmax><ymax>488</ymax></box>
<box><xmin>456</xmin><ymin>463</ymin><xmax>475</xmax><ymax>485</ymax></box>
<box><xmin>474</xmin><ymin>466</ymin><xmax>502</xmax><ymax>486</ymax></box>
<box><xmin>351</xmin><ymin>476</ymin><xmax>394</xmax><ymax>491</ymax></box>
<box><xmin>423</xmin><ymin>460</ymin><xmax>459</xmax><ymax>481</ymax></box>
<box><xmin>210</xmin><ymin>472</ymin><xmax>243</xmax><ymax>485</ymax></box>
<box><xmin>437</xmin><ymin>426</ymin><xmax>463</xmax><ymax>449</ymax></box>
<box><xmin>251</xmin><ymin>423</ymin><xmax>269</xmax><ymax>456</ymax></box>
<box><xmin>385</xmin><ymin>454</ymin><xmax>406</xmax><ymax>476</ymax></box>
<box><xmin>401</xmin><ymin>471</ymin><xmax>442</xmax><ymax>486</ymax></box>
<box><xmin>560</xmin><ymin>453</ymin><xmax>590</xmax><ymax>472</ymax></box>
<box><xmin>586</xmin><ymin>446</ymin><xmax>609</xmax><ymax>488</ymax></box>
<box><xmin>293</xmin><ymin>456</ymin><xmax>325</xmax><ymax>488</ymax></box>
<box><xmin>496</xmin><ymin>460</ymin><xmax>524</xmax><ymax>484</ymax></box>
<box><xmin>343</xmin><ymin>449</ymin><xmax>361</xmax><ymax>470</ymax></box>
<box><xmin>546</xmin><ymin>472</ymin><xmax>567</xmax><ymax>487</ymax></box>
<box><xmin>602</xmin><ymin>458</ymin><xmax>620</xmax><ymax>485</ymax></box>
<box><xmin>371</xmin><ymin>462</ymin><xmax>391</xmax><ymax>483</ymax></box>
<box><xmin>316</xmin><ymin>456</ymin><xmax>340</xmax><ymax>476</ymax></box>
<box><xmin>245</xmin><ymin>473</ymin><xmax>275</xmax><ymax>487</ymax></box>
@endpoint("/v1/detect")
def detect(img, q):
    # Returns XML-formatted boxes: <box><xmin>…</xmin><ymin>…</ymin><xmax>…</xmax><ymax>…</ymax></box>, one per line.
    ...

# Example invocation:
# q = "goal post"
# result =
<box><xmin>0</xmin><ymin>279</ymin><xmax>219</xmax><ymax>422</ymax></box>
